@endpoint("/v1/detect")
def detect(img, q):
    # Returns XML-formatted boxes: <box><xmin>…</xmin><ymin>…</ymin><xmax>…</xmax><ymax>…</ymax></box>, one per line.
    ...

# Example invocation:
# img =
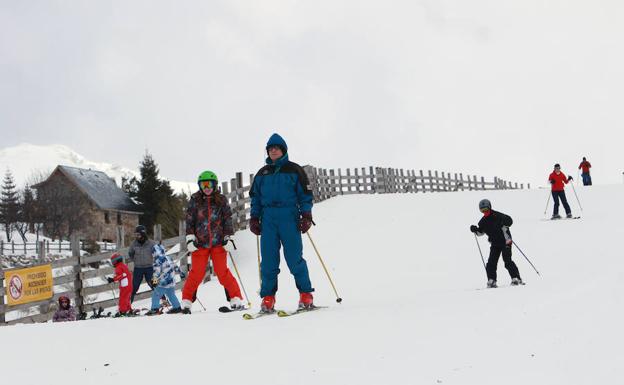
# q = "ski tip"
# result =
<box><xmin>242</xmin><ymin>313</ymin><xmax>254</xmax><ymax>320</ymax></box>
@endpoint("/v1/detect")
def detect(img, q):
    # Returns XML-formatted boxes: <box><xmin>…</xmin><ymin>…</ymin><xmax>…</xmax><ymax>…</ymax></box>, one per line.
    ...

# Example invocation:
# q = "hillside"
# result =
<box><xmin>1</xmin><ymin>184</ymin><xmax>622</xmax><ymax>385</ymax></box>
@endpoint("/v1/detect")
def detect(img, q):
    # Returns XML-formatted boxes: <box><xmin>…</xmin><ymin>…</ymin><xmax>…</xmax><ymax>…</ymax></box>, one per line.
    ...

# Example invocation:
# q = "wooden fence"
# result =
<box><xmin>0</xmin><ymin>240</ymin><xmax>116</xmax><ymax>257</ymax></box>
<box><xmin>0</xmin><ymin>166</ymin><xmax>526</xmax><ymax>325</ymax></box>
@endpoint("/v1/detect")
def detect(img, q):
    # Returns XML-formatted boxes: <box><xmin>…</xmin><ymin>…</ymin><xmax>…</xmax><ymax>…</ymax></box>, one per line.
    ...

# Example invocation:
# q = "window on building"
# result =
<box><xmin>104</xmin><ymin>212</ymin><xmax>110</xmax><ymax>224</ymax></box>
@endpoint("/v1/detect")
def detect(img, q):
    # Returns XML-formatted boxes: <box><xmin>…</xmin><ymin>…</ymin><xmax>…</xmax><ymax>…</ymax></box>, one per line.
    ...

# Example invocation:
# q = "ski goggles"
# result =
<box><xmin>199</xmin><ymin>180</ymin><xmax>217</xmax><ymax>190</ymax></box>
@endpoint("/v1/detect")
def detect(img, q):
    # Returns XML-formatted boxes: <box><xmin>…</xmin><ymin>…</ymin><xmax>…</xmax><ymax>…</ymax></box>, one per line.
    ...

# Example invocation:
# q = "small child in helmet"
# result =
<box><xmin>106</xmin><ymin>253</ymin><xmax>133</xmax><ymax>316</ymax></box>
<box><xmin>470</xmin><ymin>199</ymin><xmax>523</xmax><ymax>288</ymax></box>
<box><xmin>52</xmin><ymin>295</ymin><xmax>76</xmax><ymax>322</ymax></box>
<box><xmin>181</xmin><ymin>170</ymin><xmax>244</xmax><ymax>314</ymax></box>
<box><xmin>146</xmin><ymin>244</ymin><xmax>185</xmax><ymax>315</ymax></box>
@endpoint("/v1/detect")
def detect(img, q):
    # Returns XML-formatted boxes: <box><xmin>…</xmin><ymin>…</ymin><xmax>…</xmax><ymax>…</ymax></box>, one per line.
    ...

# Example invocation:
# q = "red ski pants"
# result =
<box><xmin>118</xmin><ymin>286</ymin><xmax>132</xmax><ymax>313</ymax></box>
<box><xmin>182</xmin><ymin>246</ymin><xmax>242</xmax><ymax>301</ymax></box>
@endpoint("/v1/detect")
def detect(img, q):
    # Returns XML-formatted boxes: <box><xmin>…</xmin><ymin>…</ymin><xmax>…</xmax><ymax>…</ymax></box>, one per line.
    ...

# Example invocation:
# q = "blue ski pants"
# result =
<box><xmin>151</xmin><ymin>286</ymin><xmax>181</xmax><ymax>310</ymax></box>
<box><xmin>259</xmin><ymin>207</ymin><xmax>314</xmax><ymax>297</ymax></box>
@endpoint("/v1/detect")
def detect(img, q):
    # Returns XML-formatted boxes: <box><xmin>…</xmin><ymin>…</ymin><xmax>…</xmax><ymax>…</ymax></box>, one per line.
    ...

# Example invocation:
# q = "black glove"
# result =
<box><xmin>249</xmin><ymin>217</ymin><xmax>261</xmax><ymax>236</ymax></box>
<box><xmin>470</xmin><ymin>225</ymin><xmax>479</xmax><ymax>233</ymax></box>
<box><xmin>298</xmin><ymin>212</ymin><xmax>313</xmax><ymax>233</ymax></box>
<box><xmin>549</xmin><ymin>179</ymin><xmax>555</xmax><ymax>184</ymax></box>
<box><xmin>567</xmin><ymin>176</ymin><xmax>573</xmax><ymax>181</ymax></box>
<box><xmin>106</xmin><ymin>277</ymin><xmax>114</xmax><ymax>283</ymax></box>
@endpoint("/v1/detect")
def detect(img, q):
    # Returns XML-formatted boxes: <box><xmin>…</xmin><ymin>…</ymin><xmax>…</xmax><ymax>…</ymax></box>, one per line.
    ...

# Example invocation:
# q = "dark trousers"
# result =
<box><xmin>581</xmin><ymin>173</ymin><xmax>592</xmax><ymax>186</ymax></box>
<box><xmin>131</xmin><ymin>266</ymin><xmax>154</xmax><ymax>303</ymax></box>
<box><xmin>486</xmin><ymin>244</ymin><xmax>521</xmax><ymax>281</ymax></box>
<box><xmin>552</xmin><ymin>190</ymin><xmax>571</xmax><ymax>216</ymax></box>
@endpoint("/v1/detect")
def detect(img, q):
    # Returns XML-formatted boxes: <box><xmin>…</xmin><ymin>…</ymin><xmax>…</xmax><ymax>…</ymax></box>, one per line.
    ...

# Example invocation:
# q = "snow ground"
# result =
<box><xmin>2</xmin><ymin>184</ymin><xmax>623</xmax><ymax>385</ymax></box>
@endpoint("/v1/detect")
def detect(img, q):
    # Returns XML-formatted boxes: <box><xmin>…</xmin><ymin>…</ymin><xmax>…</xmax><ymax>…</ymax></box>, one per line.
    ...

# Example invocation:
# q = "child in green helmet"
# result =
<box><xmin>180</xmin><ymin>170</ymin><xmax>244</xmax><ymax>313</ymax></box>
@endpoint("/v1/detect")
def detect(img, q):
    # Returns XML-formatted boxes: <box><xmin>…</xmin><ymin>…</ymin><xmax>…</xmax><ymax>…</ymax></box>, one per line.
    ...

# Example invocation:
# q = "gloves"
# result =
<box><xmin>298</xmin><ymin>212</ymin><xmax>313</xmax><ymax>233</ymax></box>
<box><xmin>470</xmin><ymin>225</ymin><xmax>479</xmax><ymax>233</ymax></box>
<box><xmin>106</xmin><ymin>277</ymin><xmax>114</xmax><ymax>283</ymax></box>
<box><xmin>222</xmin><ymin>236</ymin><xmax>231</xmax><ymax>247</ymax></box>
<box><xmin>180</xmin><ymin>271</ymin><xmax>186</xmax><ymax>279</ymax></box>
<box><xmin>185</xmin><ymin>234</ymin><xmax>197</xmax><ymax>253</ymax></box>
<box><xmin>249</xmin><ymin>217</ymin><xmax>261</xmax><ymax>236</ymax></box>
<box><xmin>151</xmin><ymin>277</ymin><xmax>159</xmax><ymax>287</ymax></box>
<box><xmin>567</xmin><ymin>176</ymin><xmax>573</xmax><ymax>181</ymax></box>
<box><xmin>549</xmin><ymin>179</ymin><xmax>555</xmax><ymax>184</ymax></box>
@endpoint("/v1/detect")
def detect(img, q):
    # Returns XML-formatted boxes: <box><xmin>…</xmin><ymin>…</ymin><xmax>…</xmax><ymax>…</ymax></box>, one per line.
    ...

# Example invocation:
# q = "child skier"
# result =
<box><xmin>548</xmin><ymin>163</ymin><xmax>574</xmax><ymax>219</ymax></box>
<box><xmin>52</xmin><ymin>295</ymin><xmax>76</xmax><ymax>322</ymax></box>
<box><xmin>146</xmin><ymin>244</ymin><xmax>185</xmax><ymax>315</ymax></box>
<box><xmin>470</xmin><ymin>199</ymin><xmax>523</xmax><ymax>288</ymax></box>
<box><xmin>106</xmin><ymin>253</ymin><xmax>133</xmax><ymax>316</ymax></box>
<box><xmin>181</xmin><ymin>170</ymin><xmax>244</xmax><ymax>314</ymax></box>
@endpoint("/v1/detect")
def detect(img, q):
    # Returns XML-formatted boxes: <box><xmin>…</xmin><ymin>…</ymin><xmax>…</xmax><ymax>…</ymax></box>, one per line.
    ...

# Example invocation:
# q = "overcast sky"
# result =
<box><xmin>1</xmin><ymin>1</ymin><xmax>623</xmax><ymax>186</ymax></box>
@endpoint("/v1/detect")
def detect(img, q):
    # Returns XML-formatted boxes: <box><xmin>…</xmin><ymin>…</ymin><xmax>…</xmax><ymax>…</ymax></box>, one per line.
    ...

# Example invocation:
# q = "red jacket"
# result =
<box><xmin>113</xmin><ymin>262</ymin><xmax>132</xmax><ymax>290</ymax></box>
<box><xmin>549</xmin><ymin>171</ymin><xmax>569</xmax><ymax>191</ymax></box>
<box><xmin>578</xmin><ymin>161</ymin><xmax>591</xmax><ymax>174</ymax></box>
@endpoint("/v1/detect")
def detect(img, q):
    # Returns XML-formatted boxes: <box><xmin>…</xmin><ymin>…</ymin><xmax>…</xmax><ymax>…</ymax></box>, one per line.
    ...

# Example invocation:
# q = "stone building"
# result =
<box><xmin>33</xmin><ymin>165</ymin><xmax>141</xmax><ymax>242</ymax></box>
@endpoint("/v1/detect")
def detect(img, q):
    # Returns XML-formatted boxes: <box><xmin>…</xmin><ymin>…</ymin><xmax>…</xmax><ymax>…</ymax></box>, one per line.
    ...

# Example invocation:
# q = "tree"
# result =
<box><xmin>0</xmin><ymin>169</ymin><xmax>19</xmax><ymax>241</ymax></box>
<box><xmin>15</xmin><ymin>185</ymin><xmax>38</xmax><ymax>242</ymax></box>
<box><xmin>125</xmin><ymin>152</ymin><xmax>185</xmax><ymax>238</ymax></box>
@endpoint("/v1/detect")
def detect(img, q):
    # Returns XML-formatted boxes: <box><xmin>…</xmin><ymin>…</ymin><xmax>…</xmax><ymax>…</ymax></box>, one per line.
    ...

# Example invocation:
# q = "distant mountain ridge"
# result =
<box><xmin>0</xmin><ymin>143</ymin><xmax>194</xmax><ymax>194</ymax></box>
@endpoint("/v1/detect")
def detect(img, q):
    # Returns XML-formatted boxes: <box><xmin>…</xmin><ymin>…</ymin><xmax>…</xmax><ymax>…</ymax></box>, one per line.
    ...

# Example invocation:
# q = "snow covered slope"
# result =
<box><xmin>0</xmin><ymin>143</ymin><xmax>195</xmax><ymax>194</ymax></box>
<box><xmin>2</xmin><ymin>184</ymin><xmax>622</xmax><ymax>385</ymax></box>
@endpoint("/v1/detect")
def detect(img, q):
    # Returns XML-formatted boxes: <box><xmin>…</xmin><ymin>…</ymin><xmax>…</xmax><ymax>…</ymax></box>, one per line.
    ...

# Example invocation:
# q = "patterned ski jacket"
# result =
<box><xmin>186</xmin><ymin>191</ymin><xmax>234</xmax><ymax>248</ymax></box>
<box><xmin>53</xmin><ymin>307</ymin><xmax>76</xmax><ymax>322</ymax></box>
<box><xmin>250</xmin><ymin>134</ymin><xmax>313</xmax><ymax>219</ymax></box>
<box><xmin>152</xmin><ymin>244</ymin><xmax>183</xmax><ymax>288</ymax></box>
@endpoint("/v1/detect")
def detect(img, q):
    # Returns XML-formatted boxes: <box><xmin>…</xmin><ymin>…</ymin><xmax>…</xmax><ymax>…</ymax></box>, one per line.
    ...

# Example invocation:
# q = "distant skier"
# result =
<box><xmin>107</xmin><ymin>253</ymin><xmax>133</xmax><ymax>316</ymax></box>
<box><xmin>470</xmin><ymin>199</ymin><xmax>523</xmax><ymax>288</ymax></box>
<box><xmin>548</xmin><ymin>163</ymin><xmax>573</xmax><ymax>219</ymax></box>
<box><xmin>578</xmin><ymin>157</ymin><xmax>592</xmax><ymax>186</ymax></box>
<box><xmin>52</xmin><ymin>295</ymin><xmax>76</xmax><ymax>322</ymax></box>
<box><xmin>181</xmin><ymin>170</ymin><xmax>244</xmax><ymax>314</ymax></box>
<box><xmin>146</xmin><ymin>244</ymin><xmax>185</xmax><ymax>315</ymax></box>
<box><xmin>249</xmin><ymin>133</ymin><xmax>315</xmax><ymax>312</ymax></box>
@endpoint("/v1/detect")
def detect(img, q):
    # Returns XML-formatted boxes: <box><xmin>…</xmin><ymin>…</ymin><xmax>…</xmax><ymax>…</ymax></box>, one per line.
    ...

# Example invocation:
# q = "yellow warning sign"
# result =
<box><xmin>5</xmin><ymin>264</ymin><xmax>54</xmax><ymax>306</ymax></box>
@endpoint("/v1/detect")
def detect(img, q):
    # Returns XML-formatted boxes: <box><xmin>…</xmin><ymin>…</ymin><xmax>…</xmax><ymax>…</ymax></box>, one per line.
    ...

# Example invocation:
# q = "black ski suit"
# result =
<box><xmin>473</xmin><ymin>210</ymin><xmax>521</xmax><ymax>281</ymax></box>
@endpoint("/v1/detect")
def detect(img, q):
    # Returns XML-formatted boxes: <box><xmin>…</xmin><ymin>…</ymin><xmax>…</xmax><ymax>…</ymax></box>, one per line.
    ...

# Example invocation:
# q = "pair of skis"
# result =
<box><xmin>242</xmin><ymin>305</ymin><xmax>326</xmax><ymax>320</ymax></box>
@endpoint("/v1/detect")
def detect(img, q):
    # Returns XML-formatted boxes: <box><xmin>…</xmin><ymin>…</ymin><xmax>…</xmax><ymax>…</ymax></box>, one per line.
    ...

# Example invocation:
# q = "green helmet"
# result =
<box><xmin>197</xmin><ymin>170</ymin><xmax>218</xmax><ymax>183</ymax></box>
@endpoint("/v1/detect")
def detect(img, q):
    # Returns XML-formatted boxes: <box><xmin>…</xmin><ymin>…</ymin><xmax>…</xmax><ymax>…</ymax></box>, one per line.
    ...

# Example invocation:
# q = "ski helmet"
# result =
<box><xmin>111</xmin><ymin>253</ymin><xmax>123</xmax><ymax>265</ymax></box>
<box><xmin>554</xmin><ymin>163</ymin><xmax>561</xmax><ymax>169</ymax></box>
<box><xmin>478</xmin><ymin>199</ymin><xmax>492</xmax><ymax>211</ymax></box>
<box><xmin>197</xmin><ymin>170</ymin><xmax>218</xmax><ymax>189</ymax></box>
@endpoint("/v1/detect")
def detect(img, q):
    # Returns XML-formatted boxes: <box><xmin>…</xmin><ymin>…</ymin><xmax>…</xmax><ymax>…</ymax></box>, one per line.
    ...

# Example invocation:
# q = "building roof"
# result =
<box><xmin>35</xmin><ymin>165</ymin><xmax>141</xmax><ymax>213</ymax></box>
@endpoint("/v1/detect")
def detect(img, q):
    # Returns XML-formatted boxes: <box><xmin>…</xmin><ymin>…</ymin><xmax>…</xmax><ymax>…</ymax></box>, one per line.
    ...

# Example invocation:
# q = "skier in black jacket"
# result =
<box><xmin>470</xmin><ymin>199</ymin><xmax>523</xmax><ymax>288</ymax></box>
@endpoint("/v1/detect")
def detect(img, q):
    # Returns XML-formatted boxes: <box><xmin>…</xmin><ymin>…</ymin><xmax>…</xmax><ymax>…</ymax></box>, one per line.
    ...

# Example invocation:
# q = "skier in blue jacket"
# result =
<box><xmin>249</xmin><ymin>133</ymin><xmax>315</xmax><ymax>312</ymax></box>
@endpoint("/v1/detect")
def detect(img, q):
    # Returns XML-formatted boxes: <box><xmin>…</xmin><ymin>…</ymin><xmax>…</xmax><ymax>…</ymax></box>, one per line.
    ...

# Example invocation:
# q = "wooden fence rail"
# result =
<box><xmin>0</xmin><ymin>166</ymin><xmax>527</xmax><ymax>325</ymax></box>
<box><xmin>0</xmin><ymin>240</ymin><xmax>116</xmax><ymax>257</ymax></box>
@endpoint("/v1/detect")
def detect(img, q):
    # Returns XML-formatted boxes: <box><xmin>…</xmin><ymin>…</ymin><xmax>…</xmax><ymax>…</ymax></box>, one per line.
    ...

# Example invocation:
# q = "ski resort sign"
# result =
<box><xmin>5</xmin><ymin>264</ymin><xmax>53</xmax><ymax>306</ymax></box>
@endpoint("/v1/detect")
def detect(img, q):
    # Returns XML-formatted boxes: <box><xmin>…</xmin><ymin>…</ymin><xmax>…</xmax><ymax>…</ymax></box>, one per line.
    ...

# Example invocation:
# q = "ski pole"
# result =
<box><xmin>543</xmin><ymin>191</ymin><xmax>551</xmax><ymax>215</ymax></box>
<box><xmin>570</xmin><ymin>181</ymin><xmax>583</xmax><ymax>211</ymax></box>
<box><xmin>196</xmin><ymin>296</ymin><xmax>206</xmax><ymax>311</ymax></box>
<box><xmin>256</xmin><ymin>235</ymin><xmax>262</xmax><ymax>287</ymax></box>
<box><xmin>306</xmin><ymin>231</ymin><xmax>343</xmax><ymax>303</ymax></box>
<box><xmin>228</xmin><ymin>250</ymin><xmax>252</xmax><ymax>307</ymax></box>
<box><xmin>512</xmin><ymin>241</ymin><xmax>540</xmax><ymax>276</ymax></box>
<box><xmin>473</xmin><ymin>234</ymin><xmax>488</xmax><ymax>279</ymax></box>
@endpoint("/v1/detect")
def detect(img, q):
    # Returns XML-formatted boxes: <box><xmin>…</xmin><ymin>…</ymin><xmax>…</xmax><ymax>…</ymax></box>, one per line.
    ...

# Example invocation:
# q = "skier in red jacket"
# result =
<box><xmin>578</xmin><ymin>157</ymin><xmax>592</xmax><ymax>186</ymax></box>
<box><xmin>548</xmin><ymin>163</ymin><xmax>573</xmax><ymax>219</ymax></box>
<box><xmin>107</xmin><ymin>253</ymin><xmax>133</xmax><ymax>316</ymax></box>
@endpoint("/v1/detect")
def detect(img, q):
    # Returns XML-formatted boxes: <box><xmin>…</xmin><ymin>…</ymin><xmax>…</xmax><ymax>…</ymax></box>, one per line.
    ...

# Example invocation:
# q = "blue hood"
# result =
<box><xmin>266</xmin><ymin>133</ymin><xmax>288</xmax><ymax>153</ymax></box>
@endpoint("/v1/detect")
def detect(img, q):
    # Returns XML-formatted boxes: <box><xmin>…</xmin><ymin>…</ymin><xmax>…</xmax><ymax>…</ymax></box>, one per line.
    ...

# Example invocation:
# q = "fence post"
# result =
<box><xmin>153</xmin><ymin>224</ymin><xmax>162</xmax><ymax>243</ymax></box>
<box><xmin>0</xmin><ymin>272</ymin><xmax>4</xmax><ymax>324</ymax></box>
<box><xmin>23</xmin><ymin>242</ymin><xmax>27</xmax><ymax>256</ymax></box>
<box><xmin>116</xmin><ymin>226</ymin><xmax>124</xmax><ymax>249</ymax></box>
<box><xmin>71</xmin><ymin>233</ymin><xmax>84</xmax><ymax>316</ymax></box>
<box><xmin>178</xmin><ymin>220</ymin><xmax>189</xmax><ymax>276</ymax></box>
<box><xmin>480</xmin><ymin>176</ymin><xmax>486</xmax><ymax>190</ymax></box>
<box><xmin>38</xmin><ymin>240</ymin><xmax>45</xmax><ymax>262</ymax></box>
<box><xmin>12</xmin><ymin>240</ymin><xmax>14</xmax><ymax>254</ymax></box>
<box><xmin>236</xmin><ymin>172</ymin><xmax>245</xmax><ymax>230</ymax></box>
<box><xmin>375</xmin><ymin>168</ymin><xmax>385</xmax><ymax>194</ymax></box>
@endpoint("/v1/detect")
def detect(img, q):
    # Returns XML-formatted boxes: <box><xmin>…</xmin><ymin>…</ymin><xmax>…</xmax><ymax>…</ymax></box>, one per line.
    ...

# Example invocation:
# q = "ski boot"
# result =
<box><xmin>487</xmin><ymin>279</ymin><xmax>497</xmax><ymax>288</ymax></box>
<box><xmin>145</xmin><ymin>309</ymin><xmax>161</xmax><ymax>316</ymax></box>
<box><xmin>298</xmin><ymin>292</ymin><xmax>314</xmax><ymax>310</ymax></box>
<box><xmin>261</xmin><ymin>296</ymin><xmax>276</xmax><ymax>313</ymax></box>
<box><xmin>566</xmin><ymin>213</ymin><xmax>573</xmax><ymax>219</ymax></box>
<box><xmin>511</xmin><ymin>278</ymin><xmax>524</xmax><ymax>286</ymax></box>
<box><xmin>230</xmin><ymin>297</ymin><xmax>244</xmax><ymax>310</ymax></box>
<box><xmin>167</xmin><ymin>307</ymin><xmax>182</xmax><ymax>314</ymax></box>
<box><xmin>551</xmin><ymin>214</ymin><xmax>561</xmax><ymax>220</ymax></box>
<box><xmin>181</xmin><ymin>299</ymin><xmax>192</xmax><ymax>314</ymax></box>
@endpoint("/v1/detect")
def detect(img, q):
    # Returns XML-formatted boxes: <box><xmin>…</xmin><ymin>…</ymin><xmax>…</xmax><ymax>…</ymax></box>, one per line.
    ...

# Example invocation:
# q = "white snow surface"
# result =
<box><xmin>2</xmin><ymin>184</ymin><xmax>623</xmax><ymax>384</ymax></box>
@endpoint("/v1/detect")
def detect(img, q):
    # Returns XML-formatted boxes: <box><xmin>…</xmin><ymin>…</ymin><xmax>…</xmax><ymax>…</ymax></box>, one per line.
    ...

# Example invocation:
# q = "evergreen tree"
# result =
<box><xmin>127</xmin><ymin>152</ymin><xmax>185</xmax><ymax>238</ymax></box>
<box><xmin>0</xmin><ymin>169</ymin><xmax>19</xmax><ymax>241</ymax></box>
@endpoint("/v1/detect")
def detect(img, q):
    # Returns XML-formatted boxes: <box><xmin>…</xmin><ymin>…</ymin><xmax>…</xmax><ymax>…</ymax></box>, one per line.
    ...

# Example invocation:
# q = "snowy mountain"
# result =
<box><xmin>0</xmin><ymin>143</ymin><xmax>195</xmax><ymax>194</ymax></box>
<box><xmin>1</xmin><ymin>183</ymin><xmax>621</xmax><ymax>384</ymax></box>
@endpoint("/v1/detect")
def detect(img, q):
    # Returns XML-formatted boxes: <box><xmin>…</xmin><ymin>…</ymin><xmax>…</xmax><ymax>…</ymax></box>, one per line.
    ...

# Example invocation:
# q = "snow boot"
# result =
<box><xmin>551</xmin><ymin>214</ymin><xmax>561</xmax><ymax>220</ymax></box>
<box><xmin>181</xmin><ymin>299</ymin><xmax>192</xmax><ymax>314</ymax></box>
<box><xmin>230</xmin><ymin>297</ymin><xmax>244</xmax><ymax>310</ymax></box>
<box><xmin>566</xmin><ymin>213</ymin><xmax>573</xmax><ymax>218</ymax></box>
<box><xmin>298</xmin><ymin>292</ymin><xmax>314</xmax><ymax>309</ymax></box>
<box><xmin>145</xmin><ymin>309</ymin><xmax>161</xmax><ymax>316</ymax></box>
<box><xmin>487</xmin><ymin>279</ymin><xmax>497</xmax><ymax>288</ymax></box>
<box><xmin>167</xmin><ymin>307</ymin><xmax>182</xmax><ymax>314</ymax></box>
<box><xmin>511</xmin><ymin>278</ymin><xmax>524</xmax><ymax>286</ymax></box>
<box><xmin>261</xmin><ymin>296</ymin><xmax>276</xmax><ymax>312</ymax></box>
